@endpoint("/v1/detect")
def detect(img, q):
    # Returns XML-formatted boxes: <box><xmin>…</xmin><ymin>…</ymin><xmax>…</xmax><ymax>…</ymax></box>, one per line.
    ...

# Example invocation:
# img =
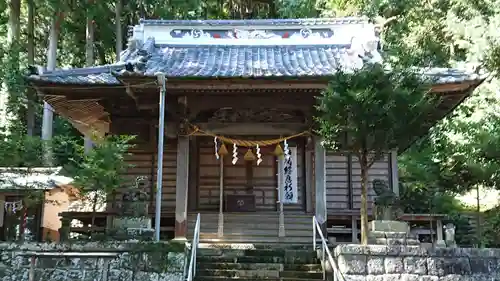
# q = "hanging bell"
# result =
<box><xmin>244</xmin><ymin>148</ymin><xmax>256</xmax><ymax>161</ymax></box>
<box><xmin>273</xmin><ymin>144</ymin><xmax>284</xmax><ymax>158</ymax></box>
<box><xmin>219</xmin><ymin>143</ymin><xmax>228</xmax><ymax>156</ymax></box>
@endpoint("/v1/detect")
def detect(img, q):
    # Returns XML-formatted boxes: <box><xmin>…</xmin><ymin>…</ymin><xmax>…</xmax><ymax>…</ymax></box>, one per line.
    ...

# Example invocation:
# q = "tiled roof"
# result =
<box><xmin>27</xmin><ymin>43</ymin><xmax>485</xmax><ymax>85</ymax></box>
<box><xmin>117</xmin><ymin>43</ymin><xmax>366</xmax><ymax>78</ymax></box>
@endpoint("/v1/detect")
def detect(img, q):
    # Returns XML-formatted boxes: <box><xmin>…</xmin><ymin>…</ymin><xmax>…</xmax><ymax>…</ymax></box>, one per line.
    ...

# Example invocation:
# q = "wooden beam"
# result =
<box><xmin>194</xmin><ymin>122</ymin><xmax>310</xmax><ymax>135</ymax></box>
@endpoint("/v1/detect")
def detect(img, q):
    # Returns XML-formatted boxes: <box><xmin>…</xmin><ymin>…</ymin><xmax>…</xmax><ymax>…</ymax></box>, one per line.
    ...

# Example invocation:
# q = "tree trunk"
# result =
<box><xmin>26</xmin><ymin>0</ymin><xmax>35</xmax><ymax>136</ymax></box>
<box><xmin>84</xmin><ymin>1</ymin><xmax>94</xmax><ymax>153</ymax></box>
<box><xmin>91</xmin><ymin>192</ymin><xmax>98</xmax><ymax>237</ymax></box>
<box><xmin>42</xmin><ymin>12</ymin><xmax>64</xmax><ymax>166</ymax></box>
<box><xmin>8</xmin><ymin>0</ymin><xmax>21</xmax><ymax>44</ymax></box>
<box><xmin>4</xmin><ymin>0</ymin><xmax>21</xmax><ymax>126</ymax></box>
<box><xmin>115</xmin><ymin>0</ymin><xmax>122</xmax><ymax>61</ymax></box>
<box><xmin>360</xmin><ymin>152</ymin><xmax>369</xmax><ymax>245</ymax></box>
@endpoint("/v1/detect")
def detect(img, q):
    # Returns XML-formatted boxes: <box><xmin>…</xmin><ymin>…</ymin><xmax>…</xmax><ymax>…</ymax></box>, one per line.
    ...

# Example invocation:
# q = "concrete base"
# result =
<box><xmin>173</xmin><ymin>237</ymin><xmax>188</xmax><ymax>243</ymax></box>
<box><xmin>435</xmin><ymin>240</ymin><xmax>447</xmax><ymax>247</ymax></box>
<box><xmin>369</xmin><ymin>220</ymin><xmax>409</xmax><ymax>233</ymax></box>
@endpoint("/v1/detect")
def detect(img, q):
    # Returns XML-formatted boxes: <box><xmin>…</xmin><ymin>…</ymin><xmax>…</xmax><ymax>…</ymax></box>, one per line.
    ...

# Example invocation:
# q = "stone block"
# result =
<box><xmin>384</xmin><ymin>232</ymin><xmax>408</xmax><ymax>239</ymax></box>
<box><xmin>337</xmin><ymin>254</ymin><xmax>367</xmax><ymax>275</ymax></box>
<box><xmin>367</xmin><ymin>257</ymin><xmax>385</xmax><ymax>275</ymax></box>
<box><xmin>384</xmin><ymin>257</ymin><xmax>404</xmax><ymax>274</ymax></box>
<box><xmin>370</xmin><ymin>220</ymin><xmax>409</xmax><ymax>233</ymax></box>
<box><xmin>158</xmin><ymin>272</ymin><xmax>183</xmax><ymax>281</ymax></box>
<box><xmin>438</xmin><ymin>274</ymin><xmax>466</xmax><ymax>281</ymax></box>
<box><xmin>334</xmin><ymin>244</ymin><xmax>370</xmax><ymax>256</ymax></box>
<box><xmin>382</xmin><ymin>274</ymin><xmax>402</xmax><ymax>281</ymax></box>
<box><xmin>345</xmin><ymin>275</ymin><xmax>367</xmax><ymax>281</ymax></box>
<box><xmin>368</xmin><ymin>245</ymin><xmax>389</xmax><ymax>256</ymax></box>
<box><xmin>366</xmin><ymin>275</ymin><xmax>385</xmax><ymax>281</ymax></box>
<box><xmin>404</xmin><ymin>257</ymin><xmax>428</xmax><ymax>275</ymax></box>
<box><xmin>386</xmin><ymin>238</ymin><xmax>406</xmax><ymax>246</ymax></box>
<box><xmin>369</xmin><ymin>231</ymin><xmax>387</xmax><ymax>239</ymax></box>
<box><xmin>469</xmin><ymin>258</ymin><xmax>497</xmax><ymax>274</ymax></box>
<box><xmin>427</xmin><ymin>258</ymin><xmax>445</xmax><ymax>276</ymax></box>
<box><xmin>418</xmin><ymin>275</ymin><xmax>439</xmax><ymax>281</ymax></box>
<box><xmin>400</xmin><ymin>274</ymin><xmax>420</xmax><ymax>281</ymax></box>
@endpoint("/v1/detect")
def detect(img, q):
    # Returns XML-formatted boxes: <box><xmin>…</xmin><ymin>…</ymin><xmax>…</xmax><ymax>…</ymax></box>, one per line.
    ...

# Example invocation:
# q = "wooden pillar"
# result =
<box><xmin>390</xmin><ymin>149</ymin><xmax>399</xmax><ymax>196</ymax></box>
<box><xmin>314</xmin><ymin>137</ymin><xmax>327</xmax><ymax>228</ymax></box>
<box><xmin>174</xmin><ymin>136</ymin><xmax>190</xmax><ymax>240</ymax></box>
<box><xmin>305</xmin><ymin>140</ymin><xmax>314</xmax><ymax>214</ymax></box>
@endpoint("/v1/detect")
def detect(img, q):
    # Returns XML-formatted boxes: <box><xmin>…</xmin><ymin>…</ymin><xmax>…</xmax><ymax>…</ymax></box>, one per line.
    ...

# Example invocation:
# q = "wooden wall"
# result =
<box><xmin>117</xmin><ymin>141</ymin><xmax>177</xmax><ymax>213</ymax></box>
<box><xmin>325</xmin><ymin>152</ymin><xmax>391</xmax><ymax>212</ymax></box>
<box><xmin>197</xmin><ymin>137</ymin><xmax>306</xmax><ymax>212</ymax></box>
<box><xmin>112</xmin><ymin>119</ymin><xmax>177</xmax><ymax>213</ymax></box>
<box><xmin>151</xmin><ymin>140</ymin><xmax>177</xmax><ymax>212</ymax></box>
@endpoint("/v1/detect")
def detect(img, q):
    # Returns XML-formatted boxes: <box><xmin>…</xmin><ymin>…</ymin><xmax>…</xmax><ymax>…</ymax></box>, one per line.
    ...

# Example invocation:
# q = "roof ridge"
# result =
<box><xmin>139</xmin><ymin>17</ymin><xmax>370</xmax><ymax>26</ymax></box>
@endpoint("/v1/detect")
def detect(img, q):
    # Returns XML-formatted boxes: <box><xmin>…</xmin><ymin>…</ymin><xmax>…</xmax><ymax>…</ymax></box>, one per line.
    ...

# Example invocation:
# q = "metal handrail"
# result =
<box><xmin>313</xmin><ymin>216</ymin><xmax>345</xmax><ymax>281</ymax></box>
<box><xmin>187</xmin><ymin>213</ymin><xmax>201</xmax><ymax>281</ymax></box>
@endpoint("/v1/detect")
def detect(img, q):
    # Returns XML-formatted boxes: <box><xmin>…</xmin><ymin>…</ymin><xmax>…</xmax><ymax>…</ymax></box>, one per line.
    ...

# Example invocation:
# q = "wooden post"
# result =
<box><xmin>175</xmin><ymin>136</ymin><xmax>190</xmax><ymax>240</ymax></box>
<box><xmin>277</xmin><ymin>157</ymin><xmax>285</xmax><ymax>237</ymax></box>
<box><xmin>314</xmin><ymin>137</ymin><xmax>327</xmax><ymax>230</ymax></box>
<box><xmin>305</xmin><ymin>140</ymin><xmax>314</xmax><ymax>213</ymax></box>
<box><xmin>217</xmin><ymin>156</ymin><xmax>224</xmax><ymax>237</ymax></box>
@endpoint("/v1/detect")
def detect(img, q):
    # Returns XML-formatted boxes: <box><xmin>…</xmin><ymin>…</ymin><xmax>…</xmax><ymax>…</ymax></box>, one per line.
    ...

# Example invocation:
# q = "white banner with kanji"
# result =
<box><xmin>281</xmin><ymin>147</ymin><xmax>298</xmax><ymax>204</ymax></box>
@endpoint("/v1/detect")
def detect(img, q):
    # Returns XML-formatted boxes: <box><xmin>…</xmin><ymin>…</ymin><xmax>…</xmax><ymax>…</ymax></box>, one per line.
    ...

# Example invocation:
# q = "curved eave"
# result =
<box><xmin>399</xmin><ymin>77</ymin><xmax>486</xmax><ymax>153</ymax></box>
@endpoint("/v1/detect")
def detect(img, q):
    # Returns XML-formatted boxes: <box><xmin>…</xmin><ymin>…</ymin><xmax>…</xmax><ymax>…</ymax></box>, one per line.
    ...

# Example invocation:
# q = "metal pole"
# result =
<box><xmin>154</xmin><ymin>73</ymin><xmax>166</xmax><ymax>241</ymax></box>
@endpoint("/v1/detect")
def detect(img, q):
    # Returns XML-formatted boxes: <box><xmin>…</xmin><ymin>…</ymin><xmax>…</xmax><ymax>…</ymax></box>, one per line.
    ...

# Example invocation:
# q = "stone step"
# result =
<box><xmin>197</xmin><ymin>263</ymin><xmax>322</xmax><ymax>271</ymax></box>
<box><xmin>194</xmin><ymin>235</ymin><xmax>313</xmax><ymax>244</ymax></box>
<box><xmin>194</xmin><ymin>277</ymin><xmax>322</xmax><ymax>281</ymax></box>
<box><xmin>197</xmin><ymin>243</ymin><xmax>312</xmax><ymax>250</ymax></box>
<box><xmin>198</xmin><ymin>248</ymin><xmax>316</xmax><ymax>258</ymax></box>
<box><xmin>189</xmin><ymin>222</ymin><xmax>312</xmax><ymax>229</ymax></box>
<box><xmin>197</xmin><ymin>254</ymin><xmax>319</xmax><ymax>264</ymax></box>
<box><xmin>189</xmin><ymin>229</ymin><xmax>312</xmax><ymax>237</ymax></box>
<box><xmin>189</xmin><ymin>215</ymin><xmax>312</xmax><ymax>222</ymax></box>
<box><xmin>196</xmin><ymin>269</ymin><xmax>323</xmax><ymax>279</ymax></box>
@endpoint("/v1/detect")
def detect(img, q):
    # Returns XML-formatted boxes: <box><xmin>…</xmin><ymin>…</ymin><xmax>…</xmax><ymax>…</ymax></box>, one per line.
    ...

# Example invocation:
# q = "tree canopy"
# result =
<box><xmin>316</xmin><ymin>62</ymin><xmax>439</xmax><ymax>244</ymax></box>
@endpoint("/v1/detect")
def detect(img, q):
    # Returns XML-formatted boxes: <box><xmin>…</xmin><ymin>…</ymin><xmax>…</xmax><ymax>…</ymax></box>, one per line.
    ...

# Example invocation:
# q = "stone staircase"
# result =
<box><xmin>194</xmin><ymin>244</ymin><xmax>324</xmax><ymax>281</ymax></box>
<box><xmin>187</xmin><ymin>213</ymin><xmax>313</xmax><ymax>244</ymax></box>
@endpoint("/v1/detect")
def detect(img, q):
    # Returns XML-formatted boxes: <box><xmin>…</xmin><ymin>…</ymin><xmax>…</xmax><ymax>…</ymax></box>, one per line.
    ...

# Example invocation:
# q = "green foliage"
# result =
<box><xmin>71</xmin><ymin>134</ymin><xmax>136</xmax><ymax>196</ymax></box>
<box><xmin>316</xmin><ymin>63</ymin><xmax>438</xmax><ymax>158</ymax></box>
<box><xmin>482</xmin><ymin>208</ymin><xmax>500</xmax><ymax>247</ymax></box>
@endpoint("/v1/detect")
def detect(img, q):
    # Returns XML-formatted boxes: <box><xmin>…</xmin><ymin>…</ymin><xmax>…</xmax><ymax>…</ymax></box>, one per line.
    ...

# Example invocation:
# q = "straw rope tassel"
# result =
<box><xmin>219</xmin><ymin>143</ymin><xmax>228</xmax><ymax>156</ymax></box>
<box><xmin>244</xmin><ymin>148</ymin><xmax>256</xmax><ymax>161</ymax></box>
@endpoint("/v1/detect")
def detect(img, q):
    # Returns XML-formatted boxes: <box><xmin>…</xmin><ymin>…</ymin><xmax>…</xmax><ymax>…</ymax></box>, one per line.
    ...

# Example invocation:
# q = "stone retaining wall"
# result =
<box><xmin>334</xmin><ymin>244</ymin><xmax>500</xmax><ymax>281</ymax></box>
<box><xmin>0</xmin><ymin>242</ymin><xmax>186</xmax><ymax>281</ymax></box>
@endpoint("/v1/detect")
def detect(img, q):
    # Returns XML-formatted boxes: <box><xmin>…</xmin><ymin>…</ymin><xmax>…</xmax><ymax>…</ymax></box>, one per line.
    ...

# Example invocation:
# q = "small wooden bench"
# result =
<box><xmin>18</xmin><ymin>251</ymin><xmax>120</xmax><ymax>281</ymax></box>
